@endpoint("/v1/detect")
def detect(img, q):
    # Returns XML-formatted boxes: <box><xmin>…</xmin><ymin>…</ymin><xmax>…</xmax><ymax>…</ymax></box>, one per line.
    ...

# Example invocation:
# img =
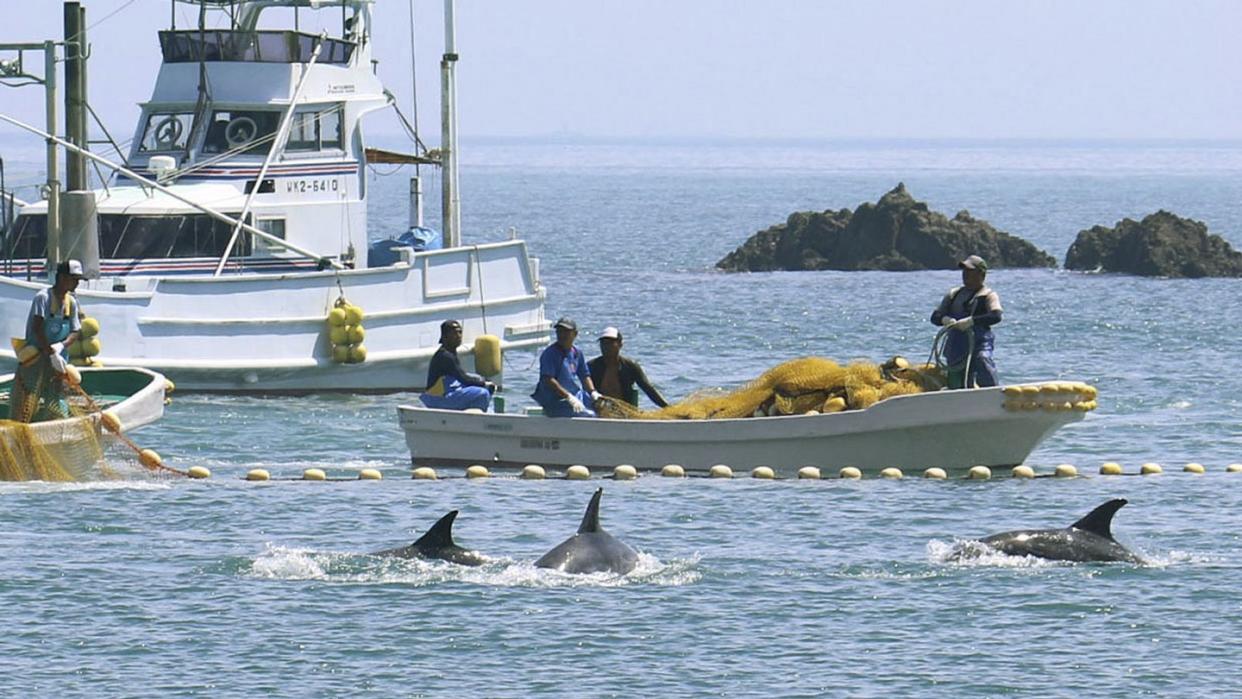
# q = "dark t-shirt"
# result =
<box><xmin>587</xmin><ymin>355</ymin><xmax>669</xmax><ymax>408</ymax></box>
<box><xmin>426</xmin><ymin>346</ymin><xmax>486</xmax><ymax>390</ymax></box>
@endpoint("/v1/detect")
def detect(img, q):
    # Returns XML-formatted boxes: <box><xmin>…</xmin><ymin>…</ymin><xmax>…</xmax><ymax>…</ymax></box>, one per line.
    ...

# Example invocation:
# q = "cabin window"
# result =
<box><xmin>202</xmin><ymin>110</ymin><xmax>280</xmax><ymax>156</ymax></box>
<box><xmin>287</xmin><ymin>106</ymin><xmax>343</xmax><ymax>152</ymax></box>
<box><xmin>3</xmin><ymin>214</ymin><xmax>47</xmax><ymax>260</ymax></box>
<box><xmin>98</xmin><ymin>214</ymin><xmax>252</xmax><ymax>259</ymax></box>
<box><xmin>254</xmin><ymin>218</ymin><xmax>287</xmax><ymax>255</ymax></box>
<box><xmin>138</xmin><ymin>112</ymin><xmax>195</xmax><ymax>152</ymax></box>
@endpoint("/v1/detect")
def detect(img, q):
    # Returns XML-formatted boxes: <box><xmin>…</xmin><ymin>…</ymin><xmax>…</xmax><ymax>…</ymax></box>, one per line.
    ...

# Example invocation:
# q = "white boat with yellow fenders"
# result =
<box><xmin>0</xmin><ymin>0</ymin><xmax>548</xmax><ymax>392</ymax></box>
<box><xmin>397</xmin><ymin>382</ymin><xmax>1097</xmax><ymax>477</ymax></box>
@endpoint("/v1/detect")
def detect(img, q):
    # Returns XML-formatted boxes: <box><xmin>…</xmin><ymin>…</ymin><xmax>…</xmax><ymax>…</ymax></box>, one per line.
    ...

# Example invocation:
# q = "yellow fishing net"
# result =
<box><xmin>596</xmin><ymin>356</ymin><xmax>944</xmax><ymax>420</ymax></box>
<box><xmin>2</xmin><ymin>366</ymin><xmax>181</xmax><ymax>482</ymax></box>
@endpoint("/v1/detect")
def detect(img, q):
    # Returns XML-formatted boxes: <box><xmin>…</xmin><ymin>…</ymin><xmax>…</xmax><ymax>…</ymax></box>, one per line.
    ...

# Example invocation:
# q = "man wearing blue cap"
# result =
<box><xmin>930</xmin><ymin>255</ymin><xmax>1003</xmax><ymax>389</ymax></box>
<box><xmin>531</xmin><ymin>317</ymin><xmax>600</xmax><ymax>417</ymax></box>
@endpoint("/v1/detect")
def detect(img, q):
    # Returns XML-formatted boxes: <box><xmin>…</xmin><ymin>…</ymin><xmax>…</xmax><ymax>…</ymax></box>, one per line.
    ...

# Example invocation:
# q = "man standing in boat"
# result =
<box><xmin>8</xmin><ymin>260</ymin><xmax>85</xmax><ymax>422</ymax></box>
<box><xmin>930</xmin><ymin>255</ymin><xmax>1003</xmax><ymax>389</ymax></box>
<box><xmin>588</xmin><ymin>327</ymin><xmax>669</xmax><ymax>409</ymax></box>
<box><xmin>532</xmin><ymin>318</ymin><xmax>601</xmax><ymax>417</ymax></box>
<box><xmin>420</xmin><ymin>320</ymin><xmax>496</xmax><ymax>411</ymax></box>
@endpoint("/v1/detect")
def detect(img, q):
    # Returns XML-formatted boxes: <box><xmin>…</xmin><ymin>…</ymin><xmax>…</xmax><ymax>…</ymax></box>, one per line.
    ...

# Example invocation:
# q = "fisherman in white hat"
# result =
<box><xmin>588</xmin><ymin>326</ymin><xmax>669</xmax><ymax>408</ymax></box>
<box><xmin>8</xmin><ymin>260</ymin><xmax>86</xmax><ymax>422</ymax></box>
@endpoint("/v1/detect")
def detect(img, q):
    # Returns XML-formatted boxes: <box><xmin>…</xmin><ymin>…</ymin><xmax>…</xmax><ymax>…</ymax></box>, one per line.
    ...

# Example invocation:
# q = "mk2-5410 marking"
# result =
<box><xmin>285</xmin><ymin>178</ymin><xmax>340</xmax><ymax>194</ymax></box>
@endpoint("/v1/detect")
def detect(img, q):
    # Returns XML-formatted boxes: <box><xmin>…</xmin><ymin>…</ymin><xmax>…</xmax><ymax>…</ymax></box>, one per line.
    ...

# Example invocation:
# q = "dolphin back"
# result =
<box><xmin>1069</xmin><ymin>498</ymin><xmax>1127</xmax><ymax>539</ymax></box>
<box><xmin>536</xmin><ymin>488</ymin><xmax>638</xmax><ymax>574</ymax></box>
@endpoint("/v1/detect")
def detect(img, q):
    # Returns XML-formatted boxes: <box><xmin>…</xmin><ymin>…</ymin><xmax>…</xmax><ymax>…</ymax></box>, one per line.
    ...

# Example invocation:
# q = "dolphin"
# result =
<box><xmin>535</xmin><ymin>488</ymin><xmax>639</xmax><ymax>575</ymax></box>
<box><xmin>373</xmin><ymin>510</ymin><xmax>485</xmax><ymax>566</ymax></box>
<box><xmin>957</xmin><ymin>498</ymin><xmax>1144</xmax><ymax>564</ymax></box>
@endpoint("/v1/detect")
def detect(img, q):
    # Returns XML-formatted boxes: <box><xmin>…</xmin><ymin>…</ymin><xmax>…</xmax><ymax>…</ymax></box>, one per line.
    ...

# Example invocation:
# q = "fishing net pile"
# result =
<box><xmin>2</xmin><ymin>374</ymin><xmax>180</xmax><ymax>482</ymax></box>
<box><xmin>597</xmin><ymin>356</ymin><xmax>944</xmax><ymax>420</ymax></box>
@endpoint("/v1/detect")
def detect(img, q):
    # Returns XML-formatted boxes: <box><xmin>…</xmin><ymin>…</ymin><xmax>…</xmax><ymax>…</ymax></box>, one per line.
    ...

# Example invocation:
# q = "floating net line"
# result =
<box><xmin>596</xmin><ymin>356</ymin><xmax>945</xmax><ymax>420</ymax></box>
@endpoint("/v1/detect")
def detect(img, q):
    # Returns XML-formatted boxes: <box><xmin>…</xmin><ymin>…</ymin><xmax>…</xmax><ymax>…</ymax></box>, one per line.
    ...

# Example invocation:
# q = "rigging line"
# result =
<box><xmin>81</xmin><ymin>0</ymin><xmax>141</xmax><ymax>36</ymax></box>
<box><xmin>407</xmin><ymin>0</ymin><xmax>421</xmax><ymax>155</ymax></box>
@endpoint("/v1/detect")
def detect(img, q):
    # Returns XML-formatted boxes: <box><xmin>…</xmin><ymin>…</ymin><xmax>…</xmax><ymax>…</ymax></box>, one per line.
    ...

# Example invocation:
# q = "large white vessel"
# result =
<box><xmin>0</xmin><ymin>0</ymin><xmax>548</xmax><ymax>392</ymax></box>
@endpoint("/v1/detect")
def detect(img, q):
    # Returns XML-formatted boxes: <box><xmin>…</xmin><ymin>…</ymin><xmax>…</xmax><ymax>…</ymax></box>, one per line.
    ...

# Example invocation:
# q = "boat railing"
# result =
<box><xmin>158</xmin><ymin>30</ymin><xmax>354</xmax><ymax>65</ymax></box>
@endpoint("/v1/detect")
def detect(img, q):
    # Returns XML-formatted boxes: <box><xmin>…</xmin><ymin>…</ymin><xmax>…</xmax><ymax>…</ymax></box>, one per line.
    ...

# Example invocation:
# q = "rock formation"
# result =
<box><xmin>716</xmin><ymin>184</ymin><xmax>1056</xmax><ymax>272</ymax></box>
<box><xmin>1064</xmin><ymin>210</ymin><xmax>1242</xmax><ymax>278</ymax></box>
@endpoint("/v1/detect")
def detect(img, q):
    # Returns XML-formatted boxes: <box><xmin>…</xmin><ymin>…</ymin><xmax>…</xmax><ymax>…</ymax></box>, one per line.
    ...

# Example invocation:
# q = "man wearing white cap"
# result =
<box><xmin>930</xmin><ymin>254</ymin><xmax>1003</xmax><ymax>389</ymax></box>
<box><xmin>588</xmin><ymin>327</ymin><xmax>669</xmax><ymax>408</ymax></box>
<box><xmin>8</xmin><ymin>260</ymin><xmax>86</xmax><ymax>422</ymax></box>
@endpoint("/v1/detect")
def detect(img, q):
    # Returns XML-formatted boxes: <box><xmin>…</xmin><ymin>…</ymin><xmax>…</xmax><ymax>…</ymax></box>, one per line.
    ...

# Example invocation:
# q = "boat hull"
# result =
<box><xmin>0</xmin><ymin>242</ymin><xmax>548</xmax><ymax>393</ymax></box>
<box><xmin>397</xmin><ymin>384</ymin><xmax>1088</xmax><ymax>477</ymax></box>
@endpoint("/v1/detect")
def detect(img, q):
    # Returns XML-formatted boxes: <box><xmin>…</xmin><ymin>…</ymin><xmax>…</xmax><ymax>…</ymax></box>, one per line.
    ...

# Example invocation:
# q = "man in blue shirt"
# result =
<box><xmin>531</xmin><ymin>317</ymin><xmax>601</xmax><ymax>417</ymax></box>
<box><xmin>420</xmin><ymin>319</ymin><xmax>496</xmax><ymax>411</ymax></box>
<box><xmin>930</xmin><ymin>255</ymin><xmax>1003</xmax><ymax>389</ymax></box>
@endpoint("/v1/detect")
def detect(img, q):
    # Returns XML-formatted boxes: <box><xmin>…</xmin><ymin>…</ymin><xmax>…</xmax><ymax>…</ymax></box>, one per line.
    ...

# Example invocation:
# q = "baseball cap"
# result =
<box><xmin>553</xmin><ymin>317</ymin><xmax>577</xmax><ymax>331</ymax></box>
<box><xmin>57</xmin><ymin>259</ymin><xmax>85</xmax><ymax>278</ymax></box>
<box><xmin>598</xmin><ymin>326</ymin><xmax>621</xmax><ymax>341</ymax></box>
<box><xmin>958</xmin><ymin>255</ymin><xmax>988</xmax><ymax>272</ymax></box>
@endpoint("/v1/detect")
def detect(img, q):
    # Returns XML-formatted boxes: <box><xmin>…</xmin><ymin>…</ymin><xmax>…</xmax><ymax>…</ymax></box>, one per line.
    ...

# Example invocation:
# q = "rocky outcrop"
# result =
<box><xmin>716</xmin><ymin>183</ymin><xmax>1056</xmax><ymax>272</ymax></box>
<box><xmin>1064</xmin><ymin>211</ymin><xmax>1242</xmax><ymax>278</ymax></box>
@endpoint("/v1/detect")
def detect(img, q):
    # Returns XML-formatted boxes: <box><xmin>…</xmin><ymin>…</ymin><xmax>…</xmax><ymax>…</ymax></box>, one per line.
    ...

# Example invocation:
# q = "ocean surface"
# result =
<box><xmin>3</xmin><ymin>140</ymin><xmax>1242</xmax><ymax>696</ymax></box>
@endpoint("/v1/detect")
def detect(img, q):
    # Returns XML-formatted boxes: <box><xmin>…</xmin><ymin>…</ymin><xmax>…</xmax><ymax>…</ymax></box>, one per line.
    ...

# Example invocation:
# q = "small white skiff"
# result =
<box><xmin>1</xmin><ymin>367</ymin><xmax>168</xmax><ymax>480</ymax></box>
<box><xmin>397</xmin><ymin>382</ymin><xmax>1096</xmax><ymax>477</ymax></box>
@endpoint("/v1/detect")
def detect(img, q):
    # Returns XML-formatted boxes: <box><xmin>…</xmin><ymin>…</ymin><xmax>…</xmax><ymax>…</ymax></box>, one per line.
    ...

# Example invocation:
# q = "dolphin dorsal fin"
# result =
<box><xmin>578</xmin><ymin>488</ymin><xmax>603</xmax><ymax>534</ymax></box>
<box><xmin>413</xmin><ymin>510</ymin><xmax>459</xmax><ymax>548</ymax></box>
<box><xmin>1069</xmin><ymin>499</ymin><xmax>1127</xmax><ymax>539</ymax></box>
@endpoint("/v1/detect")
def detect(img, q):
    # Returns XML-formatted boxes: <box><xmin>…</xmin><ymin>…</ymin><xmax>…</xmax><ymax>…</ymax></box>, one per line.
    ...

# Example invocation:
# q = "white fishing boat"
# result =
<box><xmin>0</xmin><ymin>0</ymin><xmax>548</xmax><ymax>392</ymax></box>
<box><xmin>397</xmin><ymin>382</ymin><xmax>1097</xmax><ymax>477</ymax></box>
<box><xmin>1</xmin><ymin>366</ymin><xmax>168</xmax><ymax>481</ymax></box>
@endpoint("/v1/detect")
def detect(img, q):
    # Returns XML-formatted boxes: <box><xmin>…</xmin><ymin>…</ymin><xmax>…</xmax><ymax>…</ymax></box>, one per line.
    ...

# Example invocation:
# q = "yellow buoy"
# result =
<box><xmin>839</xmin><ymin>466</ymin><xmax>862</xmax><ymax>479</ymax></box>
<box><xmin>358</xmin><ymin>468</ymin><xmax>383</xmax><ymax>480</ymax></box>
<box><xmin>327</xmin><ymin>307</ymin><xmax>348</xmax><ymax>327</ymax></box>
<box><xmin>465</xmin><ymin>464</ymin><xmax>490</xmax><ymax>479</ymax></box>
<box><xmin>1002</xmin><ymin>385</ymin><xmax>1023</xmax><ymax>396</ymax></box>
<box><xmin>63</xmin><ymin>364</ymin><xmax>82</xmax><ymax>386</ymax></box>
<box><xmin>164</xmin><ymin>379</ymin><xmax>175</xmax><ymax>394</ymax></box>
<box><xmin>329</xmin><ymin>326</ymin><xmax>349</xmax><ymax>345</ymax></box>
<box><xmin>1083</xmin><ymin>385</ymin><xmax>1098</xmax><ymax>399</ymax></box>
<box><xmin>661</xmin><ymin>464</ymin><xmax>685</xmax><ymax>478</ymax></box>
<box><xmin>473</xmin><ymin>334</ymin><xmax>503</xmax><ymax>378</ymax></box>
<box><xmin>1099</xmin><ymin>462</ymin><xmax>1124</xmax><ymax>476</ymax></box>
<box><xmin>343</xmin><ymin>304</ymin><xmax>364</xmax><ymax>325</ymax></box>
<box><xmin>709</xmin><ymin>464</ymin><xmax>734</xmax><ymax>479</ymax></box>
<box><xmin>81</xmin><ymin>337</ymin><xmax>102</xmax><ymax>357</ymax></box>
<box><xmin>138</xmin><ymin>449</ymin><xmax>162</xmax><ymax>469</ymax></box>
<box><xmin>566</xmin><ymin>465</ymin><xmax>591</xmax><ymax>480</ymax></box>
<box><xmin>1183</xmin><ymin>462</ymin><xmax>1206</xmax><ymax>474</ymax></box>
<box><xmin>100</xmin><ymin>411</ymin><xmax>122</xmax><ymax>433</ymax></box>
<box><xmin>1011</xmin><ymin>465</ymin><xmax>1035</xmax><ymax>479</ymax></box>
<box><xmin>1226</xmin><ymin>464</ymin><xmax>1242</xmax><ymax>473</ymax></box>
<box><xmin>521</xmin><ymin>464</ymin><xmax>546</xmax><ymax>480</ymax></box>
<box><xmin>347</xmin><ymin>344</ymin><xmax>367</xmax><ymax>364</ymax></box>
<box><xmin>412</xmin><ymin>466</ymin><xmax>437</xmax><ymax>480</ymax></box>
<box><xmin>1054</xmin><ymin>464</ymin><xmax>1078</xmax><ymax>478</ymax></box>
<box><xmin>968</xmin><ymin>465</ymin><xmax>992</xmax><ymax>480</ymax></box>
<box><xmin>822</xmin><ymin>396</ymin><xmax>848</xmax><ymax>413</ymax></box>
<box><xmin>1140</xmin><ymin>462</ymin><xmax>1163</xmax><ymax>475</ymax></box>
<box><xmin>187</xmin><ymin>466</ymin><xmax>211</xmax><ymax>479</ymax></box>
<box><xmin>924</xmin><ymin>467</ymin><xmax>947</xmax><ymax>479</ymax></box>
<box><xmin>613</xmin><ymin>464</ymin><xmax>638</xmax><ymax>480</ymax></box>
<box><xmin>1021</xmin><ymin>385</ymin><xmax>1041</xmax><ymax>396</ymax></box>
<box><xmin>246</xmin><ymin>468</ymin><xmax>270</xmax><ymax>481</ymax></box>
<box><xmin>797</xmin><ymin>466</ymin><xmax>821</xmax><ymax>480</ymax></box>
<box><xmin>80</xmin><ymin>317</ymin><xmax>101</xmax><ymax>338</ymax></box>
<box><xmin>331</xmin><ymin>345</ymin><xmax>350</xmax><ymax>363</ymax></box>
<box><xmin>751</xmin><ymin>466</ymin><xmax>775</xmax><ymax>480</ymax></box>
<box><xmin>346</xmin><ymin>325</ymin><xmax>365</xmax><ymax>345</ymax></box>
<box><xmin>68</xmin><ymin>340</ymin><xmax>85</xmax><ymax>358</ymax></box>
<box><xmin>880</xmin><ymin>467</ymin><xmax>903</xmax><ymax>479</ymax></box>
<box><xmin>302</xmin><ymin>468</ymin><xmax>327</xmax><ymax>481</ymax></box>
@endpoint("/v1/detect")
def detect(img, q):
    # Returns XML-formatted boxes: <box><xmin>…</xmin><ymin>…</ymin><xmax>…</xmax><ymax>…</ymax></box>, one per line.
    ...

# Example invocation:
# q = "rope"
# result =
<box><xmin>928</xmin><ymin>326</ymin><xmax>975</xmax><ymax>388</ymax></box>
<box><xmin>67</xmin><ymin>381</ymin><xmax>188</xmax><ymax>477</ymax></box>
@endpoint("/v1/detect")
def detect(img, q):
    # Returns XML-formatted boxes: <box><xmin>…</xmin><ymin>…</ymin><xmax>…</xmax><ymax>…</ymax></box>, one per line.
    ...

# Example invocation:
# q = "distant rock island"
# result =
<box><xmin>716</xmin><ymin>184</ymin><xmax>1056</xmax><ymax>272</ymax></box>
<box><xmin>1064</xmin><ymin>211</ymin><xmax>1242</xmax><ymax>278</ymax></box>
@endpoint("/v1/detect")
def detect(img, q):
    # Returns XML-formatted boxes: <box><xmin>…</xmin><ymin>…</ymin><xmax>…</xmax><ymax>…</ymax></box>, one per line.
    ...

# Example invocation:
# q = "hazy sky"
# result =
<box><xmin>2</xmin><ymin>0</ymin><xmax>1241</xmax><ymax>143</ymax></box>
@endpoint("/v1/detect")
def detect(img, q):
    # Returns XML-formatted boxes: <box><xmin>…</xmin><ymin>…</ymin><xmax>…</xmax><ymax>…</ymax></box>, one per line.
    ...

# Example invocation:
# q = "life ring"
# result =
<box><xmin>153</xmin><ymin>116</ymin><xmax>183</xmax><ymax>148</ymax></box>
<box><xmin>225</xmin><ymin>116</ymin><xmax>258</xmax><ymax>147</ymax></box>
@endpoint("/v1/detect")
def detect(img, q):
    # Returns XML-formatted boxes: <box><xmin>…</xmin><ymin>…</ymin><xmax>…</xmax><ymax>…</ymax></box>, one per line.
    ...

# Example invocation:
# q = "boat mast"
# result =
<box><xmin>440</xmin><ymin>0</ymin><xmax>460</xmax><ymax>247</ymax></box>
